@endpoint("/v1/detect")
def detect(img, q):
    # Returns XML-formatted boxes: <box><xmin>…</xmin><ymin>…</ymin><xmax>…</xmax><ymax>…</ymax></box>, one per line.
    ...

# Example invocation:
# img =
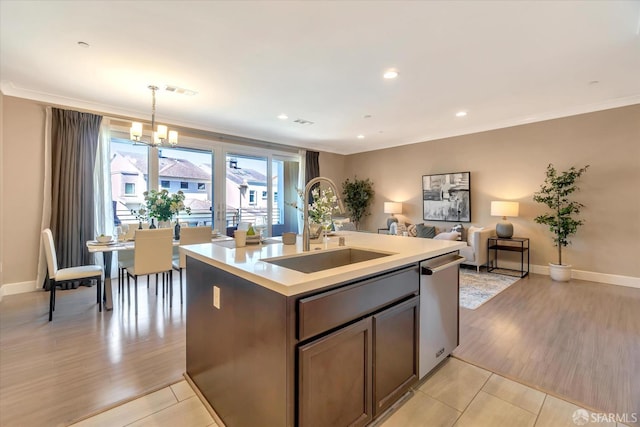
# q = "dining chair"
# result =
<box><xmin>114</xmin><ymin>224</ymin><xmax>136</xmax><ymax>296</ymax></box>
<box><xmin>117</xmin><ymin>250</ymin><xmax>134</xmax><ymax>295</ymax></box>
<box><xmin>172</xmin><ymin>226</ymin><xmax>212</xmax><ymax>305</ymax></box>
<box><xmin>41</xmin><ymin>229</ymin><xmax>104</xmax><ymax>321</ymax></box>
<box><xmin>125</xmin><ymin>228</ymin><xmax>173</xmax><ymax>315</ymax></box>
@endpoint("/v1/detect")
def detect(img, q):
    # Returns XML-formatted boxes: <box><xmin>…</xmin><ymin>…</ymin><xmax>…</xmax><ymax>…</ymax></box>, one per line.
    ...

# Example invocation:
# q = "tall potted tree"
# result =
<box><xmin>533</xmin><ymin>163</ymin><xmax>589</xmax><ymax>281</ymax></box>
<box><xmin>342</xmin><ymin>177</ymin><xmax>374</xmax><ymax>230</ymax></box>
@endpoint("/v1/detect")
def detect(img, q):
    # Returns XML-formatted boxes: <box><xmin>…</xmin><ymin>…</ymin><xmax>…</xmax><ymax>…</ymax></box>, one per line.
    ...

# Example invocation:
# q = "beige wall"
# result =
<box><xmin>1</xmin><ymin>96</ymin><xmax>46</xmax><ymax>288</ymax></box>
<box><xmin>319</xmin><ymin>151</ymin><xmax>347</xmax><ymax>191</ymax></box>
<box><xmin>1</xmin><ymin>95</ymin><xmax>638</xmax><ymax>289</ymax></box>
<box><xmin>344</xmin><ymin>105</ymin><xmax>640</xmax><ymax>278</ymax></box>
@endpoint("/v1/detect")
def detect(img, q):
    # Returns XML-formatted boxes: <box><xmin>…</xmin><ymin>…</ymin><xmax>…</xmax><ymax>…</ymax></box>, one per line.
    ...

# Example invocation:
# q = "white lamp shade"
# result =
<box><xmin>384</xmin><ymin>202</ymin><xmax>402</xmax><ymax>214</ymax></box>
<box><xmin>130</xmin><ymin>122</ymin><xmax>143</xmax><ymax>139</ymax></box>
<box><xmin>491</xmin><ymin>201</ymin><xmax>519</xmax><ymax>217</ymax></box>
<box><xmin>168</xmin><ymin>130</ymin><xmax>178</xmax><ymax>145</ymax></box>
<box><xmin>156</xmin><ymin>124</ymin><xmax>168</xmax><ymax>140</ymax></box>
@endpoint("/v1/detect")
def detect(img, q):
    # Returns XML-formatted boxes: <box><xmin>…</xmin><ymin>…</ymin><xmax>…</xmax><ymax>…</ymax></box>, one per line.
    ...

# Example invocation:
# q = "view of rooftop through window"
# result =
<box><xmin>109</xmin><ymin>138</ymin><xmax>300</xmax><ymax>235</ymax></box>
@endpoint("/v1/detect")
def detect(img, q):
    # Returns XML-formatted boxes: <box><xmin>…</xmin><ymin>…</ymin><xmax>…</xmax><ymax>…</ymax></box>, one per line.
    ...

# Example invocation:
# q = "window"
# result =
<box><xmin>249</xmin><ymin>190</ymin><xmax>256</xmax><ymax>205</ymax></box>
<box><xmin>124</xmin><ymin>183</ymin><xmax>135</xmax><ymax>195</ymax></box>
<box><xmin>161</xmin><ymin>180</ymin><xmax>170</xmax><ymax>188</ymax></box>
<box><xmin>109</xmin><ymin>138</ymin><xmax>149</xmax><ymax>225</ymax></box>
<box><xmin>157</xmin><ymin>146</ymin><xmax>213</xmax><ymax>226</ymax></box>
<box><xmin>262</xmin><ymin>190</ymin><xmax>267</xmax><ymax>200</ymax></box>
<box><xmin>274</xmin><ymin>191</ymin><xmax>278</xmax><ymax>202</ymax></box>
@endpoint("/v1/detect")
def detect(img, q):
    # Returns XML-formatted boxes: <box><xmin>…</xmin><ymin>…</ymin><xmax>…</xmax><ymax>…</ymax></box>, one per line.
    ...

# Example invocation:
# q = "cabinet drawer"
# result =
<box><xmin>298</xmin><ymin>265</ymin><xmax>419</xmax><ymax>341</ymax></box>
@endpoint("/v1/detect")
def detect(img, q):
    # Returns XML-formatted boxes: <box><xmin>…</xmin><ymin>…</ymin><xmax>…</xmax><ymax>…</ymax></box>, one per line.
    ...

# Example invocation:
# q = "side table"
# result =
<box><xmin>487</xmin><ymin>237</ymin><xmax>529</xmax><ymax>278</ymax></box>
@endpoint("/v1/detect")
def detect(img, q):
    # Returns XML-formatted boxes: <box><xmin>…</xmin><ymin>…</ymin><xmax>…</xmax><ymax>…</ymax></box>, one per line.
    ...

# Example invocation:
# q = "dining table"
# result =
<box><xmin>86</xmin><ymin>234</ymin><xmax>232</xmax><ymax>310</ymax></box>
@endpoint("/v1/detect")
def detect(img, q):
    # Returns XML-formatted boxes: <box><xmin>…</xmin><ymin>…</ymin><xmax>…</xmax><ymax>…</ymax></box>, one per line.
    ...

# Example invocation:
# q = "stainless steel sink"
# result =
<box><xmin>263</xmin><ymin>248</ymin><xmax>394</xmax><ymax>273</ymax></box>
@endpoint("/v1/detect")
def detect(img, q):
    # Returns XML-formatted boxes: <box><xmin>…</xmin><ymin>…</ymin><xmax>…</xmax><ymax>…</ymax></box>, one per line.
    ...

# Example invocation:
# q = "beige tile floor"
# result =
<box><xmin>71</xmin><ymin>357</ymin><xmax>632</xmax><ymax>427</ymax></box>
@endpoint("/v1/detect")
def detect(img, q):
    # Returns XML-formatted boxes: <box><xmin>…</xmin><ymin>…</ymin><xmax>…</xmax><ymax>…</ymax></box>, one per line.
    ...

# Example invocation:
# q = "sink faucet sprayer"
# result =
<box><xmin>302</xmin><ymin>177</ymin><xmax>346</xmax><ymax>251</ymax></box>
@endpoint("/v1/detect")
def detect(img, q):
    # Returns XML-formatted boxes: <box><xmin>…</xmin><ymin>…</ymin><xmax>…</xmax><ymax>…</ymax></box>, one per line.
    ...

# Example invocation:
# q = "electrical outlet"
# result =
<box><xmin>213</xmin><ymin>285</ymin><xmax>221</xmax><ymax>309</ymax></box>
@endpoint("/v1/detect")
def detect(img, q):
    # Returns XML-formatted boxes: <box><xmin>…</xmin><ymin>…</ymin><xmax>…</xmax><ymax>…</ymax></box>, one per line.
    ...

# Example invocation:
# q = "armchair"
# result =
<box><xmin>459</xmin><ymin>227</ymin><xmax>496</xmax><ymax>272</ymax></box>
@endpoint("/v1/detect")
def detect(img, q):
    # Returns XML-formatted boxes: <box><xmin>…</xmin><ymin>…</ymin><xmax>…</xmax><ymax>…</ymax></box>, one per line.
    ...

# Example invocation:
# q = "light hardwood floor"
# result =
<box><xmin>455</xmin><ymin>273</ymin><xmax>640</xmax><ymax>426</ymax></box>
<box><xmin>0</xmin><ymin>277</ymin><xmax>186</xmax><ymax>427</ymax></box>
<box><xmin>1</xmin><ymin>272</ymin><xmax>638</xmax><ymax>426</ymax></box>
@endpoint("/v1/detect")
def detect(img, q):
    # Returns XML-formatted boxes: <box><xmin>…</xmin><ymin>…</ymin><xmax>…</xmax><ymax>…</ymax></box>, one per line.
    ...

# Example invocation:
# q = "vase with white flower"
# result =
<box><xmin>132</xmin><ymin>189</ymin><xmax>191</xmax><ymax>235</ymax></box>
<box><xmin>288</xmin><ymin>186</ymin><xmax>339</xmax><ymax>239</ymax></box>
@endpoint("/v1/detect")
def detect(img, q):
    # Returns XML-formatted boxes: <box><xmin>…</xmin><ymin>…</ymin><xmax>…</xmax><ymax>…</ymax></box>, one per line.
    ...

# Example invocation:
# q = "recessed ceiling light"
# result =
<box><xmin>383</xmin><ymin>70</ymin><xmax>398</xmax><ymax>79</ymax></box>
<box><xmin>455</xmin><ymin>111</ymin><xmax>467</xmax><ymax>117</ymax></box>
<box><xmin>277</xmin><ymin>114</ymin><xmax>288</xmax><ymax>120</ymax></box>
<box><xmin>357</xmin><ymin>134</ymin><xmax>365</xmax><ymax>139</ymax></box>
<box><xmin>165</xmin><ymin>85</ymin><xmax>198</xmax><ymax>96</ymax></box>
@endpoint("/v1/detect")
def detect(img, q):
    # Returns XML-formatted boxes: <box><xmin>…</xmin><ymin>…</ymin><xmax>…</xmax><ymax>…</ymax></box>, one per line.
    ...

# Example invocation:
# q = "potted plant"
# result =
<box><xmin>533</xmin><ymin>163</ymin><xmax>589</xmax><ymax>281</ymax></box>
<box><xmin>342</xmin><ymin>177</ymin><xmax>374</xmax><ymax>230</ymax></box>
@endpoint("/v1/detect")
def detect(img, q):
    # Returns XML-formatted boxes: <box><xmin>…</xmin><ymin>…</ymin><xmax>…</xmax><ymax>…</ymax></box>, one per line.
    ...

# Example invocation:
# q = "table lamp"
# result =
<box><xmin>384</xmin><ymin>202</ymin><xmax>402</xmax><ymax>228</ymax></box>
<box><xmin>491</xmin><ymin>201</ymin><xmax>519</xmax><ymax>238</ymax></box>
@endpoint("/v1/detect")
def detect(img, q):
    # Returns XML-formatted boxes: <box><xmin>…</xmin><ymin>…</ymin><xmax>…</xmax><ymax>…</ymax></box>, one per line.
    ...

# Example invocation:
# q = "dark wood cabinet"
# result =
<box><xmin>186</xmin><ymin>257</ymin><xmax>420</xmax><ymax>427</ymax></box>
<box><xmin>298</xmin><ymin>317</ymin><xmax>373</xmax><ymax>427</ymax></box>
<box><xmin>373</xmin><ymin>296</ymin><xmax>419</xmax><ymax>416</ymax></box>
<box><xmin>298</xmin><ymin>294</ymin><xmax>419</xmax><ymax>426</ymax></box>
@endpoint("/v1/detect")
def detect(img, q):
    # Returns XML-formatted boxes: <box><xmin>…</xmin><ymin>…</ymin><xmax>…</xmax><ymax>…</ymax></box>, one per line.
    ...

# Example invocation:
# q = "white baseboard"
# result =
<box><xmin>530</xmin><ymin>264</ymin><xmax>640</xmax><ymax>289</ymax></box>
<box><xmin>493</xmin><ymin>260</ymin><xmax>640</xmax><ymax>289</ymax></box>
<box><xmin>0</xmin><ymin>280</ymin><xmax>40</xmax><ymax>301</ymax></box>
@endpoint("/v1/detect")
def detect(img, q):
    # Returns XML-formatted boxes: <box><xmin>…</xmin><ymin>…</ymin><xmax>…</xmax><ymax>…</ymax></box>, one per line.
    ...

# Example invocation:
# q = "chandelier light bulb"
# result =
<box><xmin>168</xmin><ymin>130</ymin><xmax>178</xmax><ymax>146</ymax></box>
<box><xmin>130</xmin><ymin>122</ymin><xmax>143</xmax><ymax>140</ymax></box>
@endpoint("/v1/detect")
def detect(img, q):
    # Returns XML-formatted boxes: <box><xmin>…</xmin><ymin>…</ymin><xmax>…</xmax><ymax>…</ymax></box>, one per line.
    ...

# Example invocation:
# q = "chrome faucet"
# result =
<box><xmin>302</xmin><ymin>177</ymin><xmax>346</xmax><ymax>251</ymax></box>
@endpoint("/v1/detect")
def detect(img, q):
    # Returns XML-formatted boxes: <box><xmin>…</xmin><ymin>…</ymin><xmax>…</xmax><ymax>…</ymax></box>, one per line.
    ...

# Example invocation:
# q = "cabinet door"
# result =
<box><xmin>298</xmin><ymin>317</ymin><xmax>373</xmax><ymax>427</ymax></box>
<box><xmin>373</xmin><ymin>296</ymin><xmax>419</xmax><ymax>416</ymax></box>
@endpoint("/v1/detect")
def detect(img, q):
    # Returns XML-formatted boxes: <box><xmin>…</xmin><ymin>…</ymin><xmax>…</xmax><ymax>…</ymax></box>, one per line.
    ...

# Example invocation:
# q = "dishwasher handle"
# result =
<box><xmin>421</xmin><ymin>255</ymin><xmax>465</xmax><ymax>275</ymax></box>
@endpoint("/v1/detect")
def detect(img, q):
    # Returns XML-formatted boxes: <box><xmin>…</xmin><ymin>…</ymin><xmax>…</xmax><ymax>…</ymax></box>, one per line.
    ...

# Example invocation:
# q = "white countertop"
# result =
<box><xmin>181</xmin><ymin>231</ymin><xmax>466</xmax><ymax>296</ymax></box>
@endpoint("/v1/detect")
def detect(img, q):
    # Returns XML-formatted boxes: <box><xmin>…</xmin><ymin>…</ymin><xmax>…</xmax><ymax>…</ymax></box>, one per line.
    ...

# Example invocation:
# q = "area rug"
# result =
<box><xmin>459</xmin><ymin>269</ymin><xmax>520</xmax><ymax>309</ymax></box>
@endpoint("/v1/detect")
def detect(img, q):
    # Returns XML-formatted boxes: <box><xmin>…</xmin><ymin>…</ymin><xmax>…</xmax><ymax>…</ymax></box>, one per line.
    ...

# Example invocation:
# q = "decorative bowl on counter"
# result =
<box><xmin>96</xmin><ymin>235</ymin><xmax>113</xmax><ymax>243</ymax></box>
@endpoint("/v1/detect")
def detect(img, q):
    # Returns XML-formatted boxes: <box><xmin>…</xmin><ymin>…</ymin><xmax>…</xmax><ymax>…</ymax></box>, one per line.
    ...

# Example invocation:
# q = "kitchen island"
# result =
<box><xmin>182</xmin><ymin>231</ymin><xmax>466</xmax><ymax>427</ymax></box>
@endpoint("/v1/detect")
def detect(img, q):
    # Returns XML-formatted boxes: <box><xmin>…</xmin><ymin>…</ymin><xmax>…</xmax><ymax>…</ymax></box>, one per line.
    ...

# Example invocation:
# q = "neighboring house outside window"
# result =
<box><xmin>181</xmin><ymin>181</ymin><xmax>189</xmax><ymax>189</ymax></box>
<box><xmin>124</xmin><ymin>182</ymin><xmax>135</xmax><ymax>195</ymax></box>
<box><xmin>249</xmin><ymin>190</ymin><xmax>256</xmax><ymax>205</ymax></box>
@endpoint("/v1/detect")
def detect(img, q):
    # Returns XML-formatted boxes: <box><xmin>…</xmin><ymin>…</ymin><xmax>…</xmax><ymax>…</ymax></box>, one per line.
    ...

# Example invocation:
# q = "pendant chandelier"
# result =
<box><xmin>129</xmin><ymin>85</ymin><xmax>178</xmax><ymax>147</ymax></box>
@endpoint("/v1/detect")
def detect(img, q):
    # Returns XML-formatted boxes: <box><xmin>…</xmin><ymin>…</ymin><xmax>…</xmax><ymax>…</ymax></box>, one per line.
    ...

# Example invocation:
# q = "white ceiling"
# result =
<box><xmin>1</xmin><ymin>1</ymin><xmax>639</xmax><ymax>155</ymax></box>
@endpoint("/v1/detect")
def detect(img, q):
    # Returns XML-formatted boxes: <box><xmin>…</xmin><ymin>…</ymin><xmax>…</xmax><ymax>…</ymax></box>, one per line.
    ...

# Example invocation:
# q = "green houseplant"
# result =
<box><xmin>342</xmin><ymin>177</ymin><xmax>374</xmax><ymax>230</ymax></box>
<box><xmin>533</xmin><ymin>163</ymin><xmax>589</xmax><ymax>281</ymax></box>
<box><xmin>132</xmin><ymin>189</ymin><xmax>191</xmax><ymax>227</ymax></box>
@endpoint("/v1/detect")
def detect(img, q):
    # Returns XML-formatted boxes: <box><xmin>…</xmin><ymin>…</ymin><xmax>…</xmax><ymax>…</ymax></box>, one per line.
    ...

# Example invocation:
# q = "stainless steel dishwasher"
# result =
<box><xmin>419</xmin><ymin>251</ymin><xmax>465</xmax><ymax>379</ymax></box>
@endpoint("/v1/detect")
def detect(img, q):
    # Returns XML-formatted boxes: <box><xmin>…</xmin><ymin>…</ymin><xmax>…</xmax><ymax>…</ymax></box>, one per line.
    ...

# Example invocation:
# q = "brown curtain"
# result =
<box><xmin>305</xmin><ymin>150</ymin><xmax>320</xmax><ymax>184</ymax></box>
<box><xmin>305</xmin><ymin>151</ymin><xmax>320</xmax><ymax>204</ymax></box>
<box><xmin>50</xmin><ymin>108</ymin><xmax>102</xmax><ymax>269</ymax></box>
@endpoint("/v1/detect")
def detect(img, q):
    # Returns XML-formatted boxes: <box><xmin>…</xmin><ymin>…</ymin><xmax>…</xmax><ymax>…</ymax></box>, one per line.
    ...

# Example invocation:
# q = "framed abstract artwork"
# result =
<box><xmin>422</xmin><ymin>171</ymin><xmax>471</xmax><ymax>222</ymax></box>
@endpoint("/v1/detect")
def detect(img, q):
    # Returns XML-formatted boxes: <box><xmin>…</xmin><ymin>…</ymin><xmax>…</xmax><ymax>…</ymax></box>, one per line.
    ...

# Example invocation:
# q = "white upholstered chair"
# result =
<box><xmin>172</xmin><ymin>226</ymin><xmax>212</xmax><ymax>305</ymax></box>
<box><xmin>125</xmin><ymin>228</ymin><xmax>173</xmax><ymax>315</ymax></box>
<box><xmin>41</xmin><ymin>229</ymin><xmax>103</xmax><ymax>321</ymax></box>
